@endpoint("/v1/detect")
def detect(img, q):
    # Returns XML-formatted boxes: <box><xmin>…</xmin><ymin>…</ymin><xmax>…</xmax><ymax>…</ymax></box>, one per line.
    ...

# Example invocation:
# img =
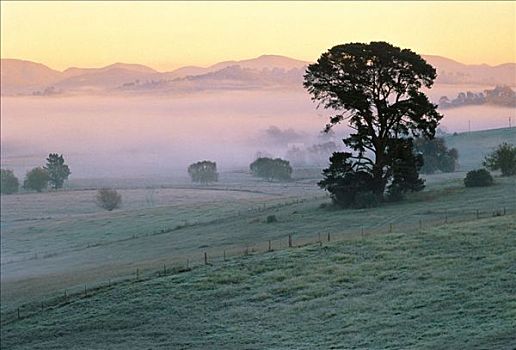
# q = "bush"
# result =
<box><xmin>23</xmin><ymin>167</ymin><xmax>49</xmax><ymax>192</ymax></box>
<box><xmin>266</xmin><ymin>215</ymin><xmax>278</xmax><ymax>223</ymax></box>
<box><xmin>96</xmin><ymin>188</ymin><xmax>122</xmax><ymax>211</ymax></box>
<box><xmin>1</xmin><ymin>169</ymin><xmax>19</xmax><ymax>194</ymax></box>
<box><xmin>464</xmin><ymin>169</ymin><xmax>493</xmax><ymax>187</ymax></box>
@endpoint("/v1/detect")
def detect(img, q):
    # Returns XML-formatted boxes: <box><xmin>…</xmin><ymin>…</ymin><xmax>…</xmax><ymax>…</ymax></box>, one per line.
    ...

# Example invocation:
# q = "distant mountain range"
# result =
<box><xmin>1</xmin><ymin>54</ymin><xmax>515</xmax><ymax>96</ymax></box>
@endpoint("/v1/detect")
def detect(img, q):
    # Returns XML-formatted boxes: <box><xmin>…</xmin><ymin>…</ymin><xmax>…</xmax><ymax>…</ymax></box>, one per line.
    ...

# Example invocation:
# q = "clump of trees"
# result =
<box><xmin>45</xmin><ymin>153</ymin><xmax>71</xmax><ymax>189</ymax></box>
<box><xmin>304</xmin><ymin>41</ymin><xmax>442</xmax><ymax>207</ymax></box>
<box><xmin>96</xmin><ymin>188</ymin><xmax>122</xmax><ymax>211</ymax></box>
<box><xmin>464</xmin><ymin>169</ymin><xmax>493</xmax><ymax>187</ymax></box>
<box><xmin>250</xmin><ymin>157</ymin><xmax>292</xmax><ymax>181</ymax></box>
<box><xmin>23</xmin><ymin>167</ymin><xmax>50</xmax><ymax>192</ymax></box>
<box><xmin>484</xmin><ymin>142</ymin><xmax>516</xmax><ymax>176</ymax></box>
<box><xmin>188</xmin><ymin>161</ymin><xmax>218</xmax><ymax>184</ymax></box>
<box><xmin>0</xmin><ymin>169</ymin><xmax>19</xmax><ymax>194</ymax></box>
<box><xmin>414</xmin><ymin>138</ymin><xmax>458</xmax><ymax>174</ymax></box>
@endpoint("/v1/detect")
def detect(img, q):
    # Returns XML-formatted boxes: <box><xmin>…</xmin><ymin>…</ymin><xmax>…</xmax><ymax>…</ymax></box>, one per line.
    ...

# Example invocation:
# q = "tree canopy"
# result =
<box><xmin>250</xmin><ymin>157</ymin><xmax>292</xmax><ymax>182</ymax></box>
<box><xmin>44</xmin><ymin>153</ymin><xmax>71</xmax><ymax>190</ymax></box>
<box><xmin>414</xmin><ymin>137</ymin><xmax>458</xmax><ymax>174</ymax></box>
<box><xmin>484</xmin><ymin>142</ymin><xmax>516</xmax><ymax>176</ymax></box>
<box><xmin>23</xmin><ymin>167</ymin><xmax>50</xmax><ymax>192</ymax></box>
<box><xmin>188</xmin><ymin>161</ymin><xmax>219</xmax><ymax>184</ymax></box>
<box><xmin>1</xmin><ymin>169</ymin><xmax>19</xmax><ymax>194</ymax></box>
<box><xmin>304</xmin><ymin>41</ymin><xmax>442</xmax><ymax>204</ymax></box>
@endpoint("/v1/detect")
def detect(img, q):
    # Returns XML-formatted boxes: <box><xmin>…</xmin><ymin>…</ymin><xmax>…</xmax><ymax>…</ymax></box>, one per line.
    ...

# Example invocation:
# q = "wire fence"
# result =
<box><xmin>2</xmin><ymin>205</ymin><xmax>514</xmax><ymax>326</ymax></box>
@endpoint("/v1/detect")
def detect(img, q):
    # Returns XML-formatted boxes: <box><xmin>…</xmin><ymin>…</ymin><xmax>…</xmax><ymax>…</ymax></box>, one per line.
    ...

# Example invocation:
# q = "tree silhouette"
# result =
<box><xmin>304</xmin><ymin>42</ymin><xmax>442</xmax><ymax>202</ymax></box>
<box><xmin>44</xmin><ymin>153</ymin><xmax>71</xmax><ymax>190</ymax></box>
<box><xmin>23</xmin><ymin>167</ymin><xmax>49</xmax><ymax>192</ymax></box>
<box><xmin>250</xmin><ymin>157</ymin><xmax>292</xmax><ymax>182</ymax></box>
<box><xmin>188</xmin><ymin>161</ymin><xmax>219</xmax><ymax>184</ymax></box>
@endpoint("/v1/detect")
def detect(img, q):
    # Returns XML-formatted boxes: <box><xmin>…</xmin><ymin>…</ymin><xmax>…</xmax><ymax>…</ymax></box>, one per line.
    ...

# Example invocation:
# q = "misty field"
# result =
<box><xmin>2</xmin><ymin>214</ymin><xmax>514</xmax><ymax>349</ymax></box>
<box><xmin>1</xmin><ymin>168</ymin><xmax>515</xmax><ymax>315</ymax></box>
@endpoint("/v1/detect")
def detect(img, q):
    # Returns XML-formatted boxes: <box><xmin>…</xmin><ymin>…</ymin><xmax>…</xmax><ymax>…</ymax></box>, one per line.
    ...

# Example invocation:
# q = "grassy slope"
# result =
<box><xmin>443</xmin><ymin>127</ymin><xmax>516</xmax><ymax>171</ymax></box>
<box><xmin>2</xmin><ymin>215</ymin><xmax>515</xmax><ymax>349</ymax></box>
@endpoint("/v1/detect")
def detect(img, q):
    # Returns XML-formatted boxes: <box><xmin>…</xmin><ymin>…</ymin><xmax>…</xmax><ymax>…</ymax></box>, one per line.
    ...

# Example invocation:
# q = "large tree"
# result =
<box><xmin>44</xmin><ymin>153</ymin><xmax>71</xmax><ymax>190</ymax></box>
<box><xmin>304</xmin><ymin>42</ymin><xmax>442</xmax><ymax>201</ymax></box>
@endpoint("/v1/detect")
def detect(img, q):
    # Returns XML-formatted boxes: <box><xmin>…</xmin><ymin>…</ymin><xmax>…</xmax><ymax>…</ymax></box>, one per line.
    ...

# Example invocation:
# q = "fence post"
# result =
<box><xmin>224</xmin><ymin>250</ymin><xmax>226</xmax><ymax>261</ymax></box>
<box><xmin>389</xmin><ymin>223</ymin><xmax>393</xmax><ymax>233</ymax></box>
<box><xmin>268</xmin><ymin>240</ymin><xmax>272</xmax><ymax>252</ymax></box>
<box><xmin>327</xmin><ymin>232</ymin><xmax>331</xmax><ymax>242</ymax></box>
<box><xmin>17</xmin><ymin>307</ymin><xmax>20</xmax><ymax>319</ymax></box>
<box><xmin>84</xmin><ymin>285</ymin><xmax>87</xmax><ymax>297</ymax></box>
<box><xmin>204</xmin><ymin>252</ymin><xmax>208</xmax><ymax>265</ymax></box>
<box><xmin>288</xmin><ymin>234</ymin><xmax>292</xmax><ymax>248</ymax></box>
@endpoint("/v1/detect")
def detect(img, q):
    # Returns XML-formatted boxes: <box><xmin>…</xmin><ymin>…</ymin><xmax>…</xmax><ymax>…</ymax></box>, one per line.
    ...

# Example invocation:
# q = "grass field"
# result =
<box><xmin>2</xmin><ymin>174</ymin><xmax>515</xmax><ymax>315</ymax></box>
<box><xmin>1</xmin><ymin>127</ymin><xmax>515</xmax><ymax>340</ymax></box>
<box><xmin>1</xmin><ymin>214</ymin><xmax>514</xmax><ymax>349</ymax></box>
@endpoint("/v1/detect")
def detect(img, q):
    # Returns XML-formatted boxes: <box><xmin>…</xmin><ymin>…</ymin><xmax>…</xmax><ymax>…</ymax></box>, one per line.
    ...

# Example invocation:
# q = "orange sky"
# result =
<box><xmin>1</xmin><ymin>1</ymin><xmax>515</xmax><ymax>71</ymax></box>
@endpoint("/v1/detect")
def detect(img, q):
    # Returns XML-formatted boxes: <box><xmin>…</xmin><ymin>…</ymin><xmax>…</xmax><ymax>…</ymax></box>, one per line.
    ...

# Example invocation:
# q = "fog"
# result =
<box><xmin>1</xmin><ymin>87</ymin><xmax>514</xmax><ymax>179</ymax></box>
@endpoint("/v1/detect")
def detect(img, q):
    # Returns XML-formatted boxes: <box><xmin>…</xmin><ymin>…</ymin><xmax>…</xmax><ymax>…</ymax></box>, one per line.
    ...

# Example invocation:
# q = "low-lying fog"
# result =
<box><xmin>1</xmin><ymin>87</ymin><xmax>514</xmax><ymax>179</ymax></box>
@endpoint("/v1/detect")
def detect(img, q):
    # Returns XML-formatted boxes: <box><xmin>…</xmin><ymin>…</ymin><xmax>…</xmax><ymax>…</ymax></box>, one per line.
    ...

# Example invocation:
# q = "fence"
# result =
<box><xmin>2</xmin><ymin>205</ymin><xmax>513</xmax><ymax>326</ymax></box>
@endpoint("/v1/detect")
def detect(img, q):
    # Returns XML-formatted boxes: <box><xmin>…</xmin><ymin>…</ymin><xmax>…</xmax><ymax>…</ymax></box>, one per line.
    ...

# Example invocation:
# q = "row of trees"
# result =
<box><xmin>1</xmin><ymin>154</ymin><xmax>71</xmax><ymax>194</ymax></box>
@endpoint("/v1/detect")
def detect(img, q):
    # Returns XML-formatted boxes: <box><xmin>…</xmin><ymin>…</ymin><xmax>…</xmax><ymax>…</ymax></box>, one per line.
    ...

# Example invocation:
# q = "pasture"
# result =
<box><xmin>1</xmin><ymin>213</ymin><xmax>514</xmax><ymax>349</ymax></box>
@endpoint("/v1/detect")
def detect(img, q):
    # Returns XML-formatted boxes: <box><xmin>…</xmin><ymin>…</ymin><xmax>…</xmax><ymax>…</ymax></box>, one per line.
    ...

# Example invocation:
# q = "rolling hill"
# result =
<box><xmin>2</xmin><ymin>54</ymin><xmax>514</xmax><ymax>95</ymax></box>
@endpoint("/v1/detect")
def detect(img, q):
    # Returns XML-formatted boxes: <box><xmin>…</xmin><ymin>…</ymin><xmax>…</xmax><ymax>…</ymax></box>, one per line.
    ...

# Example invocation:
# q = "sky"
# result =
<box><xmin>1</xmin><ymin>1</ymin><xmax>515</xmax><ymax>71</ymax></box>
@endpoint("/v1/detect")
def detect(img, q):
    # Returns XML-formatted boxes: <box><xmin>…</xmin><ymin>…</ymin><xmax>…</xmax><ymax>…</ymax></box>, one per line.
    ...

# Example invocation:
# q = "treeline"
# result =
<box><xmin>438</xmin><ymin>85</ymin><xmax>516</xmax><ymax>109</ymax></box>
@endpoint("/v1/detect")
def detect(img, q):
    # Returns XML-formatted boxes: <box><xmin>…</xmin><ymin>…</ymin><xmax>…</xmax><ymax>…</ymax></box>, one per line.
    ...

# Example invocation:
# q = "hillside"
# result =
<box><xmin>443</xmin><ymin>127</ymin><xmax>516</xmax><ymax>171</ymax></box>
<box><xmin>2</xmin><ymin>214</ymin><xmax>514</xmax><ymax>349</ymax></box>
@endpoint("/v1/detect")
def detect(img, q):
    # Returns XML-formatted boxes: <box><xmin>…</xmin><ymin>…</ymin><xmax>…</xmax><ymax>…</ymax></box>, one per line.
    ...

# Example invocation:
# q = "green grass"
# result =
<box><xmin>2</xmin><ymin>214</ymin><xmax>514</xmax><ymax>349</ymax></box>
<box><xmin>1</xmin><ymin>175</ymin><xmax>515</xmax><ymax>316</ymax></box>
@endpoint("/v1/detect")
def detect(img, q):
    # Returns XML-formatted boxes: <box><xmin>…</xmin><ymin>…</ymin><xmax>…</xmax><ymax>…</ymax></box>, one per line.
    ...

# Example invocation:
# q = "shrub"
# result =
<box><xmin>96</xmin><ymin>188</ymin><xmax>122</xmax><ymax>211</ymax></box>
<box><xmin>266</xmin><ymin>215</ymin><xmax>278</xmax><ymax>223</ymax></box>
<box><xmin>464</xmin><ymin>169</ymin><xmax>493</xmax><ymax>187</ymax></box>
<box><xmin>1</xmin><ymin>169</ymin><xmax>19</xmax><ymax>194</ymax></box>
<box><xmin>23</xmin><ymin>167</ymin><xmax>49</xmax><ymax>192</ymax></box>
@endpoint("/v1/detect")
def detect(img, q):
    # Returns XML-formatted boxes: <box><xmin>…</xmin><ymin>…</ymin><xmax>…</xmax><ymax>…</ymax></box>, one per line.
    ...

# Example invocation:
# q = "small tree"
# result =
<box><xmin>484</xmin><ymin>142</ymin><xmax>516</xmax><ymax>176</ymax></box>
<box><xmin>464</xmin><ymin>169</ymin><xmax>493</xmax><ymax>187</ymax></box>
<box><xmin>0</xmin><ymin>169</ymin><xmax>19</xmax><ymax>194</ymax></box>
<box><xmin>250</xmin><ymin>157</ymin><xmax>292</xmax><ymax>181</ymax></box>
<box><xmin>414</xmin><ymin>138</ymin><xmax>459</xmax><ymax>174</ymax></box>
<box><xmin>188</xmin><ymin>161</ymin><xmax>218</xmax><ymax>184</ymax></box>
<box><xmin>96</xmin><ymin>188</ymin><xmax>122</xmax><ymax>211</ymax></box>
<box><xmin>45</xmin><ymin>153</ymin><xmax>71</xmax><ymax>190</ymax></box>
<box><xmin>23</xmin><ymin>167</ymin><xmax>49</xmax><ymax>192</ymax></box>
